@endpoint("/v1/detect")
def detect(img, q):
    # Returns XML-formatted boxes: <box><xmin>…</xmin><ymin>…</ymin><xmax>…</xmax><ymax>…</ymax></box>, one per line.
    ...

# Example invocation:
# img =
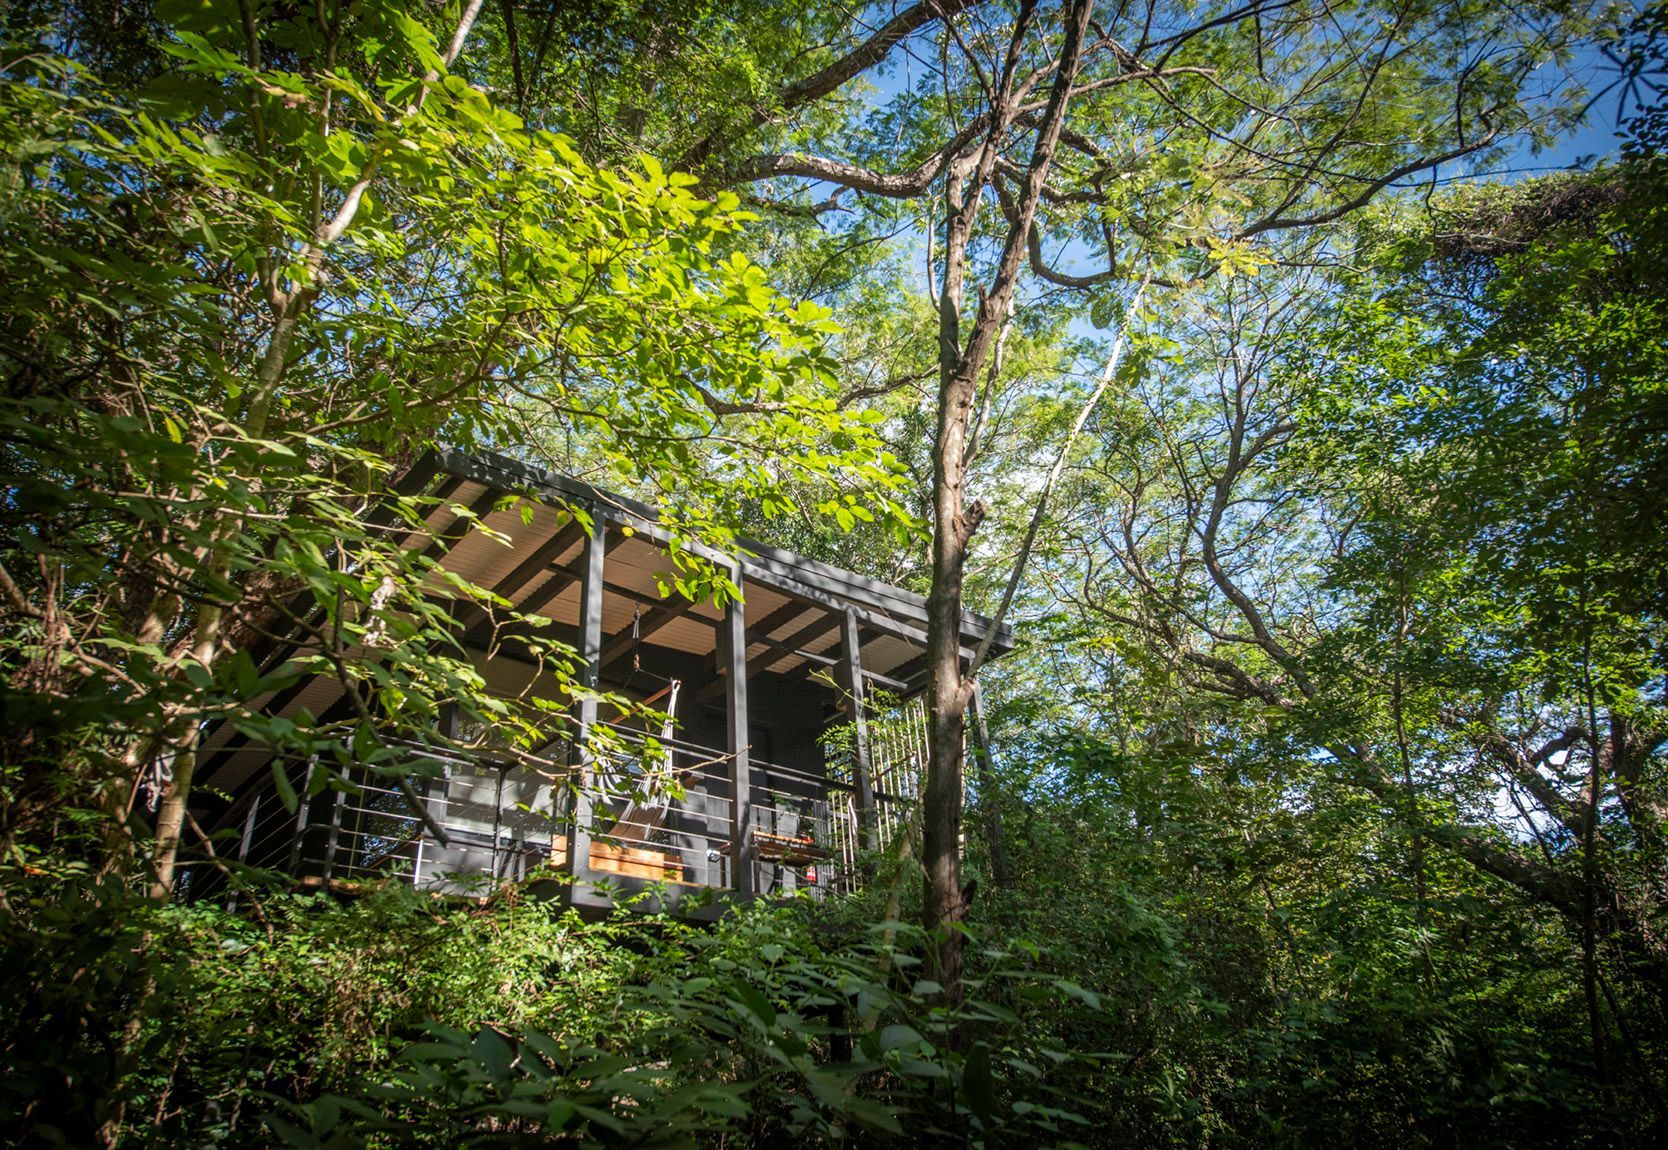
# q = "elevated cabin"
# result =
<box><xmin>189</xmin><ymin>448</ymin><xmax>1012</xmax><ymax>914</ymax></box>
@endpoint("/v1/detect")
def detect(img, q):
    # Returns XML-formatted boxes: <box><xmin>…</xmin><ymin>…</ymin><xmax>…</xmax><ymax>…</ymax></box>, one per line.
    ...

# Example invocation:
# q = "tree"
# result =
<box><xmin>563</xmin><ymin>0</ymin><xmax>1601</xmax><ymax>995</ymax></box>
<box><xmin>0</xmin><ymin>0</ymin><xmax>901</xmax><ymax>897</ymax></box>
<box><xmin>1045</xmin><ymin>165</ymin><xmax>1668</xmax><ymax>1120</ymax></box>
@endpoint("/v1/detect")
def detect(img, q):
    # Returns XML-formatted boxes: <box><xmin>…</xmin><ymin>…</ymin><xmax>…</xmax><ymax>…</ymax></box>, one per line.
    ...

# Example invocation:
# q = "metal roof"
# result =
<box><xmin>426</xmin><ymin>446</ymin><xmax>1015</xmax><ymax>667</ymax></box>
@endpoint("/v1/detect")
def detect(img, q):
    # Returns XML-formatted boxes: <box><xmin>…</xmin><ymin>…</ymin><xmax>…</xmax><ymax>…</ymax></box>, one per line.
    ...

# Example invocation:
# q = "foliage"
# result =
<box><xmin>977</xmin><ymin>731</ymin><xmax>1610</xmax><ymax>1148</ymax></box>
<box><xmin>3</xmin><ymin>1</ymin><xmax>1665</xmax><ymax>1147</ymax></box>
<box><xmin>0</xmin><ymin>0</ymin><xmax>904</xmax><ymax>881</ymax></box>
<box><xmin>2</xmin><ymin>873</ymin><xmax>1117</xmax><ymax>1148</ymax></box>
<box><xmin>1016</xmin><ymin>161</ymin><xmax>1668</xmax><ymax>1143</ymax></box>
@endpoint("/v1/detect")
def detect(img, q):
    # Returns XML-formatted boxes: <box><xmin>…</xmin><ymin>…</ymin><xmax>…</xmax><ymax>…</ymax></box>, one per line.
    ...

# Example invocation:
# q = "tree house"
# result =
<box><xmin>189</xmin><ymin>448</ymin><xmax>1012</xmax><ymax>914</ymax></box>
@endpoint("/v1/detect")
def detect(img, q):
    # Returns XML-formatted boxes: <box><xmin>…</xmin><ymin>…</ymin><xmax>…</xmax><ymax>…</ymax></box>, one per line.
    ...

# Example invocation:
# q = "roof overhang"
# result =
<box><xmin>425</xmin><ymin>446</ymin><xmax>1016</xmax><ymax>667</ymax></box>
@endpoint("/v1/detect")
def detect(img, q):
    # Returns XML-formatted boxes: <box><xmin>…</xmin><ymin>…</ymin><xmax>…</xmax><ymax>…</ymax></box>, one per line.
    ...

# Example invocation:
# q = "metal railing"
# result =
<box><xmin>183</xmin><ymin>698</ymin><xmax>931</xmax><ymax>903</ymax></box>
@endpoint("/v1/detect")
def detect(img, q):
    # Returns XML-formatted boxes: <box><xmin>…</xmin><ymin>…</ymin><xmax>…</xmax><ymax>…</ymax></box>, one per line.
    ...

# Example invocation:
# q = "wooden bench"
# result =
<box><xmin>553</xmin><ymin>834</ymin><xmax>685</xmax><ymax>883</ymax></box>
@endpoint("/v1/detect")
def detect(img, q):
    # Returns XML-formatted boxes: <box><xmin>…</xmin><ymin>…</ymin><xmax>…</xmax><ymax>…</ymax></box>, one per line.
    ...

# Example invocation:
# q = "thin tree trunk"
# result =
<box><xmin>970</xmin><ymin>683</ymin><xmax>1012</xmax><ymax>886</ymax></box>
<box><xmin>142</xmin><ymin>0</ymin><xmax>486</xmax><ymax>899</ymax></box>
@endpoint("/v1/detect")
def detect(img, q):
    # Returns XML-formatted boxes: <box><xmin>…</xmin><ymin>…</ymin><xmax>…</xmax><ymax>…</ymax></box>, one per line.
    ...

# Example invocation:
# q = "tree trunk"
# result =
<box><xmin>919</xmin><ymin>0</ymin><xmax>1094</xmax><ymax>1001</ymax></box>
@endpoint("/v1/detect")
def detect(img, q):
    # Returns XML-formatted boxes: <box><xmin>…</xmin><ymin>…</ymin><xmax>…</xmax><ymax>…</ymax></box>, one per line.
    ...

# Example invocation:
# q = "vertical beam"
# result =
<box><xmin>287</xmin><ymin>756</ymin><xmax>317</xmax><ymax>874</ymax></box>
<box><xmin>718</xmin><ymin>568</ymin><xmax>754</xmax><ymax>897</ymax></box>
<box><xmin>836</xmin><ymin>607</ymin><xmax>876</xmax><ymax>851</ymax></box>
<box><xmin>321</xmin><ymin>765</ymin><xmax>347</xmax><ymax>882</ymax></box>
<box><xmin>564</xmin><ymin>507</ymin><xmax>607</xmax><ymax>885</ymax></box>
<box><xmin>237</xmin><ymin>793</ymin><xmax>260</xmax><ymax>864</ymax></box>
<box><xmin>491</xmin><ymin>767</ymin><xmax>506</xmax><ymax>882</ymax></box>
<box><xmin>969</xmin><ymin>683</ymin><xmax>1012</xmax><ymax>886</ymax></box>
<box><xmin>228</xmin><ymin>791</ymin><xmax>260</xmax><ymax>912</ymax></box>
<box><xmin>422</xmin><ymin>704</ymin><xmax>458</xmax><ymax>888</ymax></box>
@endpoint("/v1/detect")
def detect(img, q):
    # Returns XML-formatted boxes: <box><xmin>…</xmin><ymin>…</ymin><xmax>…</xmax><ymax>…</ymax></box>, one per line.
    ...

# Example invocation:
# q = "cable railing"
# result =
<box><xmin>867</xmin><ymin>701</ymin><xmax>930</xmax><ymax>854</ymax></box>
<box><xmin>183</xmin><ymin>697</ymin><xmax>932</xmax><ymax>904</ymax></box>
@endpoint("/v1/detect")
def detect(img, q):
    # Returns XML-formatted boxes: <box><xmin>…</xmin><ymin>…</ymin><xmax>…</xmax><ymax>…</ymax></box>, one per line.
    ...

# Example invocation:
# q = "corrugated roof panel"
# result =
<box><xmin>404</xmin><ymin>480</ymin><xmax>490</xmax><ymax>553</ymax></box>
<box><xmin>211</xmin><ymin>675</ymin><xmax>348</xmax><ymax>793</ymax></box>
<box><xmin>436</xmin><ymin>505</ymin><xmax>556</xmax><ymax>593</ymax></box>
<box><xmin>603</xmin><ymin>539</ymin><xmax>726</xmax><ymax>622</ymax></box>
<box><xmin>742</xmin><ymin>585</ymin><xmax>792</xmax><ymax>624</ymax></box>
<box><xmin>761</xmin><ymin>607</ymin><xmax>816</xmax><ymax>640</ymax></box>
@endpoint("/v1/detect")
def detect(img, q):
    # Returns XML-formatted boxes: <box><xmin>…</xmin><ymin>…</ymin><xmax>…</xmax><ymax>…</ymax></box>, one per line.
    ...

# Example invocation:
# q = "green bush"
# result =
<box><xmin>3</xmin><ymin>873</ymin><xmax>1114</xmax><ymax>1148</ymax></box>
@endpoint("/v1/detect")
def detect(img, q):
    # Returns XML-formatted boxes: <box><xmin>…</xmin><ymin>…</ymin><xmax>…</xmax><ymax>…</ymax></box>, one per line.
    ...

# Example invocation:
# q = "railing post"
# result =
<box><xmin>287</xmin><ymin>755</ymin><xmax>317</xmax><ymax>875</ymax></box>
<box><xmin>321</xmin><ymin>764</ymin><xmax>348</xmax><ymax>883</ymax></box>
<box><xmin>836</xmin><ymin>607</ymin><xmax>877</xmax><ymax>852</ymax></box>
<box><xmin>718</xmin><ymin>566</ymin><xmax>754</xmax><ymax>897</ymax></box>
<box><xmin>491</xmin><ymin>766</ymin><xmax>506</xmax><ymax>883</ymax></box>
<box><xmin>237</xmin><ymin>792</ymin><xmax>260</xmax><ymax>864</ymax></box>
<box><xmin>421</xmin><ymin>703</ymin><xmax>457</xmax><ymax>889</ymax></box>
<box><xmin>226</xmin><ymin>791</ymin><xmax>260</xmax><ymax>911</ymax></box>
<box><xmin>564</xmin><ymin>505</ymin><xmax>606</xmax><ymax>886</ymax></box>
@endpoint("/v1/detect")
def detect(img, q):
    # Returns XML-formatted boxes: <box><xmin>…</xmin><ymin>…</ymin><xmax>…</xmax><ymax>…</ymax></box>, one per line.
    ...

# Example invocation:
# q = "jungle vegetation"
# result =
<box><xmin>1</xmin><ymin>0</ymin><xmax>1665</xmax><ymax>1145</ymax></box>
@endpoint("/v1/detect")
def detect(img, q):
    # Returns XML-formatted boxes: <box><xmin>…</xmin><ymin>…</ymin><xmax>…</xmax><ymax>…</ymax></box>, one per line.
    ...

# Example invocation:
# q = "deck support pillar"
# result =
<box><xmin>237</xmin><ymin>793</ymin><xmax>260</xmax><ymax>864</ymax></box>
<box><xmin>321</xmin><ymin>764</ymin><xmax>347</xmax><ymax>881</ymax></box>
<box><xmin>719</xmin><ymin>567</ymin><xmax>754</xmax><ymax>897</ymax></box>
<box><xmin>420</xmin><ymin>703</ymin><xmax>457</xmax><ymax>889</ymax></box>
<box><xmin>564</xmin><ymin>505</ymin><xmax>607</xmax><ymax>888</ymax></box>
<box><xmin>228</xmin><ymin>791</ymin><xmax>260</xmax><ymax>911</ymax></box>
<box><xmin>836</xmin><ymin>607</ymin><xmax>877</xmax><ymax>852</ymax></box>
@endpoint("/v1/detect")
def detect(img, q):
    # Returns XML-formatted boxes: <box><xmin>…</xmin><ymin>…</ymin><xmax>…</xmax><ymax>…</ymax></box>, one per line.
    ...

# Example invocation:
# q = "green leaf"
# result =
<box><xmin>732</xmin><ymin>982</ymin><xmax>776</xmax><ymax>1028</ymax></box>
<box><xmin>270</xmin><ymin>761</ymin><xmax>298</xmax><ymax>813</ymax></box>
<box><xmin>878</xmin><ymin>1024</ymin><xmax>922</xmax><ymax>1052</ymax></box>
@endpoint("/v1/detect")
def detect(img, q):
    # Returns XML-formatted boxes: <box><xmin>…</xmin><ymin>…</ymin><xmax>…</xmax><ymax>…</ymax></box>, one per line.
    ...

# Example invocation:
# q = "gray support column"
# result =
<box><xmin>718</xmin><ymin>568</ymin><xmax>754</xmax><ymax>897</ymax></box>
<box><xmin>835</xmin><ymin>608</ymin><xmax>877</xmax><ymax>851</ymax></box>
<box><xmin>490</xmin><ymin>768</ymin><xmax>506</xmax><ymax>882</ymax></box>
<box><xmin>321</xmin><ymin>765</ymin><xmax>348</xmax><ymax>882</ymax></box>
<box><xmin>564</xmin><ymin>507</ymin><xmax>607</xmax><ymax>884</ymax></box>
<box><xmin>422</xmin><ymin>704</ymin><xmax>456</xmax><ymax>889</ymax></box>
<box><xmin>228</xmin><ymin>791</ymin><xmax>260</xmax><ymax>911</ymax></box>
<box><xmin>237</xmin><ymin>793</ymin><xmax>260</xmax><ymax>864</ymax></box>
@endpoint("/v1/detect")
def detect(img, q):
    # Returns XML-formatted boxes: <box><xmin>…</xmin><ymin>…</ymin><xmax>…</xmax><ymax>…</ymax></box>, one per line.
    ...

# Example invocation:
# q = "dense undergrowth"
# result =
<box><xmin>4</xmin><ymin>754</ymin><xmax>1644</xmax><ymax>1149</ymax></box>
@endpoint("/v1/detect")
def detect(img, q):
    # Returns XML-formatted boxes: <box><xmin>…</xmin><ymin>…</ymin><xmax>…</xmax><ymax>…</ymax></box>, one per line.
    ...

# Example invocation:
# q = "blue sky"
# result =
<box><xmin>850</xmin><ymin>9</ymin><xmax>1635</xmax><ymax>176</ymax></box>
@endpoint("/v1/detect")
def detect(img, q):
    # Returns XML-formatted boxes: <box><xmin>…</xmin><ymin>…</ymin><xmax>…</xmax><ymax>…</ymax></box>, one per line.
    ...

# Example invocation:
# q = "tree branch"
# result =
<box><xmin>680</xmin><ymin>0</ymin><xmax>982</xmax><ymax>171</ymax></box>
<box><xmin>969</xmin><ymin>273</ymin><xmax>1149</xmax><ymax>677</ymax></box>
<box><xmin>723</xmin><ymin>114</ymin><xmax>989</xmax><ymax>195</ymax></box>
<box><xmin>1235</xmin><ymin>124</ymin><xmax>1500</xmax><ymax>240</ymax></box>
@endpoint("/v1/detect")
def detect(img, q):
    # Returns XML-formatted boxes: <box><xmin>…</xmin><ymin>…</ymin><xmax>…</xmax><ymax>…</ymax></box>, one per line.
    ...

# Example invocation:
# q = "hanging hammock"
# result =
<box><xmin>607</xmin><ymin>605</ymin><xmax>681</xmax><ymax>844</ymax></box>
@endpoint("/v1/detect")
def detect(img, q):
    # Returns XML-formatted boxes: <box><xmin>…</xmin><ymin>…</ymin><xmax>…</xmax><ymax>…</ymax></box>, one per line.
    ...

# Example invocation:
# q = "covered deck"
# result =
<box><xmin>189</xmin><ymin>448</ymin><xmax>1010</xmax><ymax>912</ymax></box>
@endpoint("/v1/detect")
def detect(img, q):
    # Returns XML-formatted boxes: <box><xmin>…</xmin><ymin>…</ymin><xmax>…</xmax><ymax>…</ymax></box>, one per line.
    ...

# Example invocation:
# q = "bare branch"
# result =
<box><xmin>680</xmin><ymin>0</ymin><xmax>982</xmax><ymax>170</ymax></box>
<box><xmin>1236</xmin><ymin>123</ymin><xmax>1500</xmax><ymax>240</ymax></box>
<box><xmin>724</xmin><ymin>114</ymin><xmax>989</xmax><ymax>195</ymax></box>
<box><xmin>969</xmin><ymin>273</ymin><xmax>1149</xmax><ymax>677</ymax></box>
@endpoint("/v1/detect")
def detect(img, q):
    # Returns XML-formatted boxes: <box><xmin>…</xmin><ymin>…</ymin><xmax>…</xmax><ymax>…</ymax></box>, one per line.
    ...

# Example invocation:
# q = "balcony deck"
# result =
<box><xmin>182</xmin><ymin>447</ymin><xmax>1004</xmax><ymax>915</ymax></box>
<box><xmin>186</xmin><ymin>703</ymin><xmax>931</xmax><ymax>913</ymax></box>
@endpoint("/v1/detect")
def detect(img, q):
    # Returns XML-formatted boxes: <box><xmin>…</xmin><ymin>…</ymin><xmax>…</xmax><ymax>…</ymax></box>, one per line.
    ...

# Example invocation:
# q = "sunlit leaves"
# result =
<box><xmin>0</xmin><ymin>0</ymin><xmax>902</xmax><ymax>863</ymax></box>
